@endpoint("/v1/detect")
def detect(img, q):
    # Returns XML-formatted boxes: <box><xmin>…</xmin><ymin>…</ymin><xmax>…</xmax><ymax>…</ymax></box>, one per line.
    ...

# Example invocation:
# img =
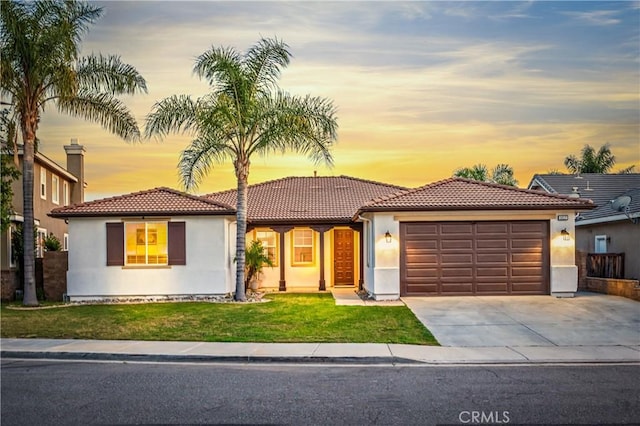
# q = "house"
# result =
<box><xmin>0</xmin><ymin>138</ymin><xmax>86</xmax><ymax>300</ymax></box>
<box><xmin>528</xmin><ymin>173</ymin><xmax>640</xmax><ymax>279</ymax></box>
<box><xmin>50</xmin><ymin>176</ymin><xmax>594</xmax><ymax>301</ymax></box>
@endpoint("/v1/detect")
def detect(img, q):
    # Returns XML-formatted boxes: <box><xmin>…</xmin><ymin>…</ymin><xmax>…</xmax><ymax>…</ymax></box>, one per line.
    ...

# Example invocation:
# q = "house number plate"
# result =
<box><xmin>557</xmin><ymin>214</ymin><xmax>569</xmax><ymax>221</ymax></box>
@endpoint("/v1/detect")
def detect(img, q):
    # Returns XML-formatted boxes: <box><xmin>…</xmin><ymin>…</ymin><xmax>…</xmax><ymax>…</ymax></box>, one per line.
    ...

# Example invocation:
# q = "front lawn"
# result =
<box><xmin>0</xmin><ymin>294</ymin><xmax>438</xmax><ymax>345</ymax></box>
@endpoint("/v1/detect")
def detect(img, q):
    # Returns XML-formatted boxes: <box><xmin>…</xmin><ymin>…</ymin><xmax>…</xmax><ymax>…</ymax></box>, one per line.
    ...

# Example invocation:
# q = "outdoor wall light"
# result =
<box><xmin>561</xmin><ymin>228</ymin><xmax>570</xmax><ymax>241</ymax></box>
<box><xmin>385</xmin><ymin>230</ymin><xmax>392</xmax><ymax>243</ymax></box>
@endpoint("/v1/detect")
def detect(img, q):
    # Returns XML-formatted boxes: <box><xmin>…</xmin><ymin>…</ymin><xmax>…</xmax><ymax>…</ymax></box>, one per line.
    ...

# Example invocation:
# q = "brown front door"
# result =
<box><xmin>334</xmin><ymin>229</ymin><xmax>355</xmax><ymax>286</ymax></box>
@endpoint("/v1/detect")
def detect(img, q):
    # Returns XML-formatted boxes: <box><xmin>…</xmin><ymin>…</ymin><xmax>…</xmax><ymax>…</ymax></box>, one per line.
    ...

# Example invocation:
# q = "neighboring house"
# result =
<box><xmin>528</xmin><ymin>174</ymin><xmax>640</xmax><ymax>279</ymax></box>
<box><xmin>0</xmin><ymin>139</ymin><xmax>85</xmax><ymax>300</ymax></box>
<box><xmin>51</xmin><ymin>176</ymin><xmax>593</xmax><ymax>301</ymax></box>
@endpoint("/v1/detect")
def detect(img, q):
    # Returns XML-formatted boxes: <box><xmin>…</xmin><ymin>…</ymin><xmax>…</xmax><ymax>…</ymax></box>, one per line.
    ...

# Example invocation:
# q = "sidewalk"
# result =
<box><xmin>2</xmin><ymin>338</ymin><xmax>639</xmax><ymax>364</ymax></box>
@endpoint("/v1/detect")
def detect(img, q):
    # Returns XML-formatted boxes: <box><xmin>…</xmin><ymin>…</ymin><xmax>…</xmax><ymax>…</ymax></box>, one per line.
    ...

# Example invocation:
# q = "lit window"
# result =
<box><xmin>63</xmin><ymin>233</ymin><xmax>69</xmax><ymax>251</ymax></box>
<box><xmin>52</xmin><ymin>175</ymin><xmax>59</xmax><ymax>204</ymax></box>
<box><xmin>40</xmin><ymin>168</ymin><xmax>47</xmax><ymax>199</ymax></box>
<box><xmin>125</xmin><ymin>222</ymin><xmax>168</xmax><ymax>265</ymax></box>
<box><xmin>292</xmin><ymin>228</ymin><xmax>314</xmax><ymax>265</ymax></box>
<box><xmin>36</xmin><ymin>228</ymin><xmax>47</xmax><ymax>258</ymax></box>
<box><xmin>255</xmin><ymin>229</ymin><xmax>278</xmax><ymax>265</ymax></box>
<box><xmin>8</xmin><ymin>225</ymin><xmax>17</xmax><ymax>268</ymax></box>
<box><xmin>63</xmin><ymin>181</ymin><xmax>69</xmax><ymax>205</ymax></box>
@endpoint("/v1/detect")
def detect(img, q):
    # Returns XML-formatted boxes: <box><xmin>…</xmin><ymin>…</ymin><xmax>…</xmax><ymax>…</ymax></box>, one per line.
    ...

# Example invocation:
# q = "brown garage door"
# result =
<box><xmin>400</xmin><ymin>221</ymin><xmax>549</xmax><ymax>296</ymax></box>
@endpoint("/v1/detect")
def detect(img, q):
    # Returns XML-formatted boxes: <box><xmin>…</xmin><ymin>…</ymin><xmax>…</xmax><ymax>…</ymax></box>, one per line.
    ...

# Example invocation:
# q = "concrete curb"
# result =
<box><xmin>3</xmin><ymin>350</ymin><xmax>639</xmax><ymax>365</ymax></box>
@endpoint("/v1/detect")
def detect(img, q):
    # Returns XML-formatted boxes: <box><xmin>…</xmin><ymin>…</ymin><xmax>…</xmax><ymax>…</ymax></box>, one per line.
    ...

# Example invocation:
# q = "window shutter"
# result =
<box><xmin>168</xmin><ymin>221</ymin><xmax>186</xmax><ymax>265</ymax></box>
<box><xmin>106</xmin><ymin>223</ymin><xmax>124</xmax><ymax>266</ymax></box>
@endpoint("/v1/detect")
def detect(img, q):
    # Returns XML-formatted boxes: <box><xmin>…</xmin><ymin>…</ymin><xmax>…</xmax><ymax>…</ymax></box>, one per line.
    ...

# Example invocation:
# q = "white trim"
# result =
<box><xmin>594</xmin><ymin>235</ymin><xmax>608</xmax><ymax>253</ymax></box>
<box><xmin>40</xmin><ymin>168</ymin><xmax>47</xmax><ymax>200</ymax></box>
<box><xmin>17</xmin><ymin>147</ymin><xmax>79</xmax><ymax>182</ymax></box>
<box><xmin>63</xmin><ymin>233</ymin><xmax>69</xmax><ymax>251</ymax></box>
<box><xmin>36</xmin><ymin>227</ymin><xmax>47</xmax><ymax>258</ymax></box>
<box><xmin>52</xmin><ymin>174</ymin><xmax>60</xmax><ymax>204</ymax></box>
<box><xmin>8</xmin><ymin>225</ymin><xmax>16</xmax><ymax>268</ymax></box>
<box><xmin>63</xmin><ymin>181</ymin><xmax>70</xmax><ymax>205</ymax></box>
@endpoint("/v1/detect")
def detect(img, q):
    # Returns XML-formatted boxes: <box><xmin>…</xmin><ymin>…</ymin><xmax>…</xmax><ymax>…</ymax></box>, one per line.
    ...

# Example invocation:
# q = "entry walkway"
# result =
<box><xmin>330</xmin><ymin>288</ymin><xmax>404</xmax><ymax>306</ymax></box>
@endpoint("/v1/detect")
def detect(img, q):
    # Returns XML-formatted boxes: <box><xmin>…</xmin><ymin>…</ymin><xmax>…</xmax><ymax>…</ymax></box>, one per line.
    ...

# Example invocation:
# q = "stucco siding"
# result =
<box><xmin>576</xmin><ymin>221</ymin><xmax>640</xmax><ymax>279</ymax></box>
<box><xmin>67</xmin><ymin>216</ymin><xmax>232</xmax><ymax>300</ymax></box>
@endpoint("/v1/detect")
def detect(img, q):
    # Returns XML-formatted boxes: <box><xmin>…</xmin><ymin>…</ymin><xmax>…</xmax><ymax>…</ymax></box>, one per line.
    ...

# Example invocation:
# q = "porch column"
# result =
<box><xmin>270</xmin><ymin>225</ymin><xmax>293</xmax><ymax>291</ymax></box>
<box><xmin>311</xmin><ymin>225</ymin><xmax>332</xmax><ymax>291</ymax></box>
<box><xmin>348</xmin><ymin>223</ymin><xmax>365</xmax><ymax>291</ymax></box>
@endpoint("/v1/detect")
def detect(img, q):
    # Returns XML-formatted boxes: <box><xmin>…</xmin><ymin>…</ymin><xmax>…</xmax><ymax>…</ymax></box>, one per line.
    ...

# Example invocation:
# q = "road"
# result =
<box><xmin>1</xmin><ymin>359</ymin><xmax>638</xmax><ymax>425</ymax></box>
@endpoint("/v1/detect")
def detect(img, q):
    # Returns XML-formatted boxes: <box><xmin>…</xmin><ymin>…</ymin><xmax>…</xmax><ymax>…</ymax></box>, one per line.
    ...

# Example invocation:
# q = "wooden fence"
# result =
<box><xmin>587</xmin><ymin>253</ymin><xmax>625</xmax><ymax>279</ymax></box>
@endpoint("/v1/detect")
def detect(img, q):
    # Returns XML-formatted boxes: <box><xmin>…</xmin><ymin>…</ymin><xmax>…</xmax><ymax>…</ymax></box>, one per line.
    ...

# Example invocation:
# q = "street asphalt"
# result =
<box><xmin>1</xmin><ymin>291</ymin><xmax>638</xmax><ymax>365</ymax></box>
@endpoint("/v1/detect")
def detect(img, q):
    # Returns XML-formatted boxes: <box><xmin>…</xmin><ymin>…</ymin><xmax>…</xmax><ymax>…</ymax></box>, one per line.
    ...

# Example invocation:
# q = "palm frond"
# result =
<box><xmin>144</xmin><ymin>95</ymin><xmax>200</xmax><ymax>139</ymax></box>
<box><xmin>244</xmin><ymin>37</ymin><xmax>291</xmax><ymax>95</ymax></box>
<box><xmin>57</xmin><ymin>90</ymin><xmax>141</xmax><ymax>141</ymax></box>
<box><xmin>76</xmin><ymin>54</ymin><xmax>147</xmax><ymax>95</ymax></box>
<box><xmin>179</xmin><ymin>137</ymin><xmax>233</xmax><ymax>190</ymax></box>
<box><xmin>193</xmin><ymin>45</ymin><xmax>243</xmax><ymax>90</ymax></box>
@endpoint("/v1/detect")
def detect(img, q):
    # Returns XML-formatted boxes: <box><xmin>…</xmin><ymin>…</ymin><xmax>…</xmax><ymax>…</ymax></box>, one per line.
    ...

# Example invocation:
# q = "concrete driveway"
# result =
<box><xmin>403</xmin><ymin>292</ymin><xmax>640</xmax><ymax>347</ymax></box>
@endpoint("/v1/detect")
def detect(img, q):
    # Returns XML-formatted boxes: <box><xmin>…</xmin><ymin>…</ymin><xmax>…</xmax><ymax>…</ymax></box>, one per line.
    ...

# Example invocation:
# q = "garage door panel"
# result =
<box><xmin>477</xmin><ymin>253</ymin><xmax>509</xmax><ymax>263</ymax></box>
<box><xmin>441</xmin><ymin>240</ymin><xmax>473</xmax><ymax>250</ymax></box>
<box><xmin>477</xmin><ymin>239</ymin><xmax>509</xmax><ymax>249</ymax></box>
<box><xmin>476</xmin><ymin>223</ymin><xmax>508</xmax><ymax>234</ymax></box>
<box><xmin>441</xmin><ymin>253</ymin><xmax>473</xmax><ymax>264</ymax></box>
<box><xmin>476</xmin><ymin>267</ymin><xmax>508</xmax><ymax>277</ymax></box>
<box><xmin>441</xmin><ymin>224</ymin><xmax>473</xmax><ymax>235</ymax></box>
<box><xmin>400</xmin><ymin>221</ymin><xmax>549</xmax><ymax>296</ymax></box>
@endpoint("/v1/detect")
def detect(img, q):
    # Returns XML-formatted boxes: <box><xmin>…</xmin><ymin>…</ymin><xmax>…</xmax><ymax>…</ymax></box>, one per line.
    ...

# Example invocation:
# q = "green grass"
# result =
<box><xmin>0</xmin><ymin>294</ymin><xmax>438</xmax><ymax>345</ymax></box>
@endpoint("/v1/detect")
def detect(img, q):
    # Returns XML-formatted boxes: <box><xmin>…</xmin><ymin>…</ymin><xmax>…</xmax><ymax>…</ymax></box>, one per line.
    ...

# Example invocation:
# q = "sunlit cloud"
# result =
<box><xmin>28</xmin><ymin>1</ymin><xmax>639</xmax><ymax>201</ymax></box>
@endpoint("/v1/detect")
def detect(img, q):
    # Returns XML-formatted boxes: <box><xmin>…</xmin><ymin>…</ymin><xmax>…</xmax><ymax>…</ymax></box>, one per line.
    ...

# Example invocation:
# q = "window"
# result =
<box><xmin>8</xmin><ymin>225</ymin><xmax>17</xmax><ymax>268</ymax></box>
<box><xmin>254</xmin><ymin>229</ymin><xmax>278</xmax><ymax>265</ymax></box>
<box><xmin>52</xmin><ymin>175</ymin><xmax>60</xmax><ymax>204</ymax></box>
<box><xmin>36</xmin><ymin>228</ymin><xmax>47</xmax><ymax>258</ymax></box>
<box><xmin>125</xmin><ymin>222</ymin><xmax>168</xmax><ymax>265</ymax></box>
<box><xmin>595</xmin><ymin>235</ymin><xmax>607</xmax><ymax>253</ymax></box>
<box><xmin>63</xmin><ymin>233</ymin><xmax>69</xmax><ymax>251</ymax></box>
<box><xmin>292</xmin><ymin>228</ymin><xmax>314</xmax><ymax>265</ymax></box>
<box><xmin>63</xmin><ymin>181</ymin><xmax>69</xmax><ymax>205</ymax></box>
<box><xmin>40</xmin><ymin>168</ymin><xmax>47</xmax><ymax>199</ymax></box>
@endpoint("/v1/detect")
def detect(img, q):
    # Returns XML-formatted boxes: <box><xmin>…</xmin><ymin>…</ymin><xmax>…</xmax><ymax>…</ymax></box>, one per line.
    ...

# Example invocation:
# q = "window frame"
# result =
<box><xmin>8</xmin><ymin>225</ymin><xmax>17</xmax><ymax>268</ymax></box>
<box><xmin>124</xmin><ymin>221</ymin><xmax>169</xmax><ymax>267</ymax></box>
<box><xmin>40</xmin><ymin>168</ymin><xmax>47</xmax><ymax>200</ymax></box>
<box><xmin>63</xmin><ymin>233</ymin><xmax>69</xmax><ymax>251</ymax></box>
<box><xmin>36</xmin><ymin>227</ymin><xmax>47</xmax><ymax>258</ymax></box>
<box><xmin>253</xmin><ymin>228</ymin><xmax>278</xmax><ymax>266</ymax></box>
<box><xmin>291</xmin><ymin>228</ymin><xmax>315</xmax><ymax>266</ymax></box>
<box><xmin>52</xmin><ymin>175</ymin><xmax>60</xmax><ymax>204</ymax></box>
<box><xmin>63</xmin><ymin>181</ymin><xmax>70</xmax><ymax>206</ymax></box>
<box><xmin>594</xmin><ymin>235</ymin><xmax>608</xmax><ymax>253</ymax></box>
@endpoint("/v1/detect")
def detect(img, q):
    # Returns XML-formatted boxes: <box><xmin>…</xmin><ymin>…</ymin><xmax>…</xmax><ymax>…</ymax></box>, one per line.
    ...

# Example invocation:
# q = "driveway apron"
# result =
<box><xmin>402</xmin><ymin>292</ymin><xmax>640</xmax><ymax>347</ymax></box>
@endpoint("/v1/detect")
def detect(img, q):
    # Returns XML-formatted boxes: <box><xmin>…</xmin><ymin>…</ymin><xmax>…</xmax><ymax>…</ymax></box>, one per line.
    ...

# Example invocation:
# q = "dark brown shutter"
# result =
<box><xmin>168</xmin><ymin>221</ymin><xmax>186</xmax><ymax>265</ymax></box>
<box><xmin>106</xmin><ymin>223</ymin><xmax>124</xmax><ymax>266</ymax></box>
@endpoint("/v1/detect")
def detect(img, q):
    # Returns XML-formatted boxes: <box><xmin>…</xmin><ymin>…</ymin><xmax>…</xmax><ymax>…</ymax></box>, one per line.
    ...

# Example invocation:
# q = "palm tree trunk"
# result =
<box><xmin>21</xmin><ymin>114</ymin><xmax>38</xmax><ymax>306</ymax></box>
<box><xmin>234</xmin><ymin>158</ymin><xmax>249</xmax><ymax>302</ymax></box>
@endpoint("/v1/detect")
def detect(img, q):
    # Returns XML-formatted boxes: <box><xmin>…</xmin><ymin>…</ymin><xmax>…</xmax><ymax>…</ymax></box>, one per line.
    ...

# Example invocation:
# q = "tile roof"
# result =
<box><xmin>205</xmin><ymin>176</ymin><xmax>407</xmax><ymax>223</ymax></box>
<box><xmin>528</xmin><ymin>173</ymin><xmax>640</xmax><ymax>222</ymax></box>
<box><xmin>49</xmin><ymin>187</ymin><xmax>235</xmax><ymax>218</ymax></box>
<box><xmin>358</xmin><ymin>178</ymin><xmax>596</xmax><ymax>213</ymax></box>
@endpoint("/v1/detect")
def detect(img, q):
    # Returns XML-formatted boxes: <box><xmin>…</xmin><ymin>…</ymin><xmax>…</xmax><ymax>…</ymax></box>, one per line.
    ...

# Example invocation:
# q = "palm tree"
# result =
<box><xmin>564</xmin><ymin>143</ymin><xmax>635</xmax><ymax>174</ymax></box>
<box><xmin>1</xmin><ymin>0</ymin><xmax>147</xmax><ymax>306</ymax></box>
<box><xmin>453</xmin><ymin>163</ymin><xmax>518</xmax><ymax>186</ymax></box>
<box><xmin>145</xmin><ymin>37</ymin><xmax>338</xmax><ymax>301</ymax></box>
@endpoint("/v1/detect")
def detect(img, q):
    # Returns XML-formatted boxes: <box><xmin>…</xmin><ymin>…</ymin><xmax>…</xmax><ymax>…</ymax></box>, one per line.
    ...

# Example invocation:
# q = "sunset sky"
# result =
<box><xmin>34</xmin><ymin>1</ymin><xmax>639</xmax><ymax>201</ymax></box>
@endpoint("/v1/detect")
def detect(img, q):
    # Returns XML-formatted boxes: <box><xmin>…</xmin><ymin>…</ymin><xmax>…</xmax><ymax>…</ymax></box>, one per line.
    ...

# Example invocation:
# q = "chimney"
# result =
<box><xmin>64</xmin><ymin>138</ymin><xmax>86</xmax><ymax>204</ymax></box>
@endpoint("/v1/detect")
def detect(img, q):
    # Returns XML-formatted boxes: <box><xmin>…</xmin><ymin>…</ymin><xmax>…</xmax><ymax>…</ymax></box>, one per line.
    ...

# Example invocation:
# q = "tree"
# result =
<box><xmin>1</xmin><ymin>110</ymin><xmax>21</xmax><ymax>233</ymax></box>
<box><xmin>1</xmin><ymin>0</ymin><xmax>147</xmax><ymax>306</ymax></box>
<box><xmin>564</xmin><ymin>143</ymin><xmax>635</xmax><ymax>174</ymax></box>
<box><xmin>145</xmin><ymin>37</ymin><xmax>338</xmax><ymax>301</ymax></box>
<box><xmin>453</xmin><ymin>163</ymin><xmax>518</xmax><ymax>186</ymax></box>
